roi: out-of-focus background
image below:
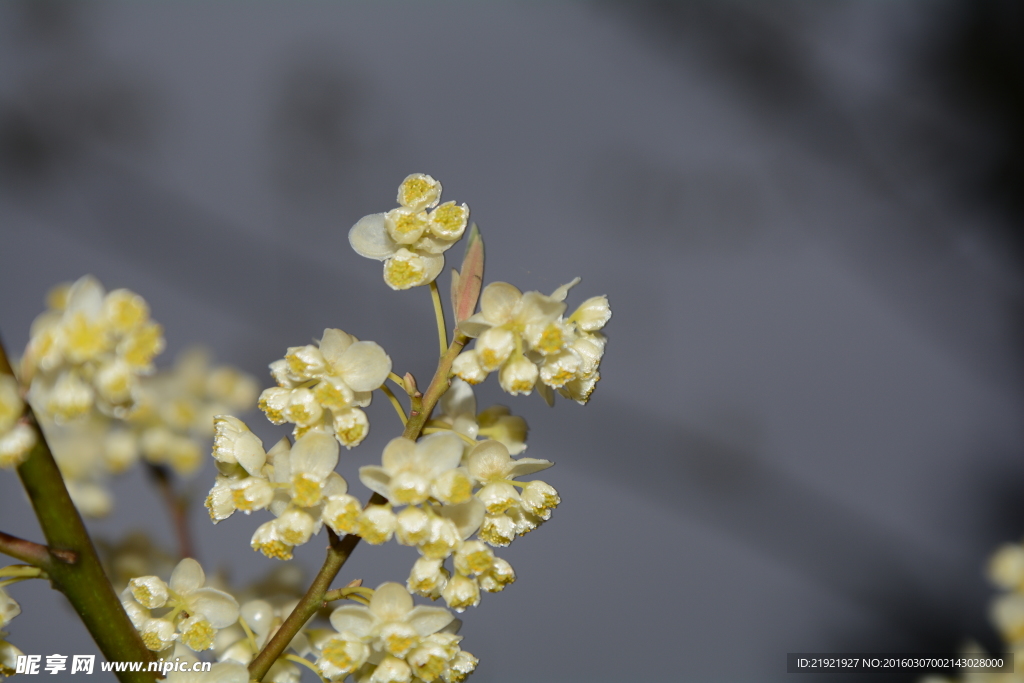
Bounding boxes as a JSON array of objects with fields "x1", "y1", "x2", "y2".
[{"x1": 2, "y1": 2, "x2": 1023, "y2": 681}]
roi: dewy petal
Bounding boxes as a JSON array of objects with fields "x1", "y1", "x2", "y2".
[
  {"x1": 336, "y1": 341, "x2": 392, "y2": 392},
  {"x1": 369, "y1": 583, "x2": 414, "y2": 622},
  {"x1": 478, "y1": 283, "x2": 522, "y2": 325},
  {"x1": 289, "y1": 431, "x2": 340, "y2": 481},
  {"x1": 188, "y1": 587, "x2": 240, "y2": 629},
  {"x1": 414, "y1": 433, "x2": 464, "y2": 478},
  {"x1": 358, "y1": 465, "x2": 392, "y2": 499},
  {"x1": 350, "y1": 213, "x2": 398, "y2": 261},
  {"x1": 507, "y1": 457, "x2": 554, "y2": 478},
  {"x1": 439, "y1": 378, "x2": 476, "y2": 419},
  {"x1": 169, "y1": 557, "x2": 206, "y2": 595},
  {"x1": 329, "y1": 605, "x2": 375, "y2": 638},
  {"x1": 406, "y1": 606, "x2": 455, "y2": 637},
  {"x1": 381, "y1": 437, "x2": 416, "y2": 472}
]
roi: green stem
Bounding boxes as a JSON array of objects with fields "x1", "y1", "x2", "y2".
[
  {"x1": 0, "y1": 337, "x2": 157, "y2": 682},
  {"x1": 248, "y1": 330, "x2": 469, "y2": 681}
]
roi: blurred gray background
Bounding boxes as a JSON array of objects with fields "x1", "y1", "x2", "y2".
[{"x1": 2, "y1": 2, "x2": 1023, "y2": 682}]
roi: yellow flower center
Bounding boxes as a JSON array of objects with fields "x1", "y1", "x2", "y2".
[
  {"x1": 385, "y1": 257, "x2": 426, "y2": 290},
  {"x1": 321, "y1": 639, "x2": 359, "y2": 675},
  {"x1": 429, "y1": 203, "x2": 467, "y2": 238},
  {"x1": 179, "y1": 618, "x2": 215, "y2": 651},
  {"x1": 291, "y1": 473, "x2": 322, "y2": 508},
  {"x1": 253, "y1": 538, "x2": 293, "y2": 560},
  {"x1": 536, "y1": 324, "x2": 563, "y2": 355},
  {"x1": 399, "y1": 177, "x2": 435, "y2": 207}
]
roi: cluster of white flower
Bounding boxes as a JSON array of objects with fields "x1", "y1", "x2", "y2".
[
  {"x1": 312, "y1": 583, "x2": 477, "y2": 683},
  {"x1": 0, "y1": 588, "x2": 23, "y2": 681},
  {"x1": 258, "y1": 329, "x2": 392, "y2": 449},
  {"x1": 121, "y1": 558, "x2": 240, "y2": 653},
  {"x1": 215, "y1": 598, "x2": 306, "y2": 683},
  {"x1": 335, "y1": 422, "x2": 556, "y2": 612},
  {"x1": 207, "y1": 420, "x2": 358, "y2": 561},
  {"x1": 349, "y1": 174, "x2": 470, "y2": 290},
  {"x1": 452, "y1": 280, "x2": 610, "y2": 403},
  {"x1": 0, "y1": 375, "x2": 35, "y2": 469},
  {"x1": 37, "y1": 348, "x2": 257, "y2": 517},
  {"x1": 21, "y1": 276, "x2": 165, "y2": 422}
]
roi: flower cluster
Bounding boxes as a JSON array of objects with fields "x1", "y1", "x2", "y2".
[
  {"x1": 21, "y1": 276, "x2": 165, "y2": 422},
  {"x1": 258, "y1": 328, "x2": 392, "y2": 449},
  {"x1": 0, "y1": 588, "x2": 23, "y2": 681},
  {"x1": 0, "y1": 375, "x2": 35, "y2": 469},
  {"x1": 453, "y1": 280, "x2": 610, "y2": 403},
  {"x1": 39, "y1": 348, "x2": 257, "y2": 517},
  {"x1": 207, "y1": 420, "x2": 356, "y2": 561},
  {"x1": 342, "y1": 429, "x2": 557, "y2": 612},
  {"x1": 349, "y1": 174, "x2": 470, "y2": 290},
  {"x1": 121, "y1": 558, "x2": 240, "y2": 653},
  {"x1": 312, "y1": 583, "x2": 476, "y2": 683}
]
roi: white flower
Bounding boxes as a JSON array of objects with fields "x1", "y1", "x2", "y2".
[
  {"x1": 359, "y1": 434, "x2": 471, "y2": 507},
  {"x1": 465, "y1": 440, "x2": 555, "y2": 547},
  {"x1": 259, "y1": 329, "x2": 391, "y2": 448},
  {"x1": 246, "y1": 432, "x2": 351, "y2": 560},
  {"x1": 315, "y1": 583, "x2": 456, "y2": 681},
  {"x1": 23, "y1": 276, "x2": 165, "y2": 421},
  {"x1": 122, "y1": 558, "x2": 240, "y2": 652},
  {"x1": 349, "y1": 175, "x2": 469, "y2": 290},
  {"x1": 454, "y1": 279, "x2": 610, "y2": 403}
]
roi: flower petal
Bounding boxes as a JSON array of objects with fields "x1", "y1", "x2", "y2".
[
  {"x1": 169, "y1": 557, "x2": 205, "y2": 595},
  {"x1": 329, "y1": 605, "x2": 375, "y2": 637},
  {"x1": 438, "y1": 499, "x2": 485, "y2": 540},
  {"x1": 349, "y1": 213, "x2": 397, "y2": 261},
  {"x1": 358, "y1": 465, "x2": 392, "y2": 499},
  {"x1": 289, "y1": 431, "x2": 339, "y2": 481},
  {"x1": 406, "y1": 606, "x2": 455, "y2": 637},
  {"x1": 507, "y1": 457, "x2": 553, "y2": 478},
  {"x1": 319, "y1": 328, "x2": 357, "y2": 366},
  {"x1": 336, "y1": 341, "x2": 392, "y2": 392},
  {"x1": 479, "y1": 282, "x2": 521, "y2": 325},
  {"x1": 440, "y1": 378, "x2": 476, "y2": 419},
  {"x1": 381, "y1": 437, "x2": 416, "y2": 472},
  {"x1": 415, "y1": 433, "x2": 464, "y2": 478},
  {"x1": 369, "y1": 582, "x2": 414, "y2": 621},
  {"x1": 189, "y1": 587, "x2": 240, "y2": 628},
  {"x1": 467, "y1": 440, "x2": 512, "y2": 482}
]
